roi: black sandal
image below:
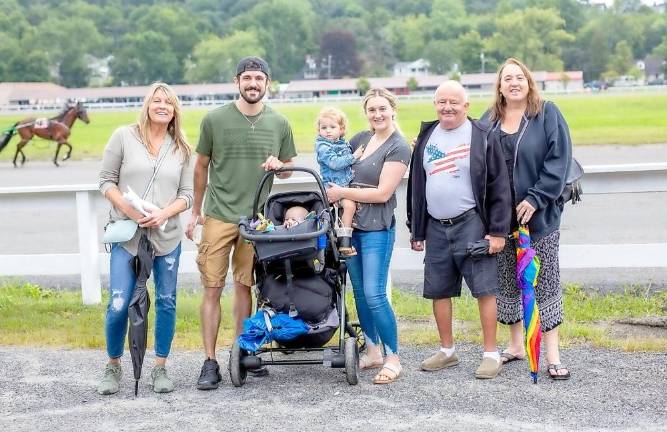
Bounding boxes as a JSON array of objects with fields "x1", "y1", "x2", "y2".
[
  {"x1": 547, "y1": 363, "x2": 571, "y2": 380},
  {"x1": 500, "y1": 352, "x2": 525, "y2": 365}
]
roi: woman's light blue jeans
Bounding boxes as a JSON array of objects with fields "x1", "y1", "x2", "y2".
[
  {"x1": 105, "y1": 242, "x2": 181, "y2": 359},
  {"x1": 346, "y1": 227, "x2": 398, "y2": 355}
]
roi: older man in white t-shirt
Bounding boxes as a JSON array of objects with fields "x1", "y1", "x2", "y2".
[{"x1": 407, "y1": 81, "x2": 511, "y2": 379}]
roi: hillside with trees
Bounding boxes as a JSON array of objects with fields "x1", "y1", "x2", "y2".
[{"x1": 0, "y1": 0, "x2": 665, "y2": 86}]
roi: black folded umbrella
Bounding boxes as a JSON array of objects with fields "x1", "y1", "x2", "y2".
[
  {"x1": 466, "y1": 238, "x2": 490, "y2": 258},
  {"x1": 127, "y1": 230, "x2": 154, "y2": 396}
]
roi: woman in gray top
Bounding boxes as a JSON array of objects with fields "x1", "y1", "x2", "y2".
[
  {"x1": 97, "y1": 82, "x2": 194, "y2": 395},
  {"x1": 327, "y1": 88, "x2": 411, "y2": 384}
]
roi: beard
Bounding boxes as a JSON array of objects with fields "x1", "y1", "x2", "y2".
[{"x1": 239, "y1": 85, "x2": 266, "y2": 104}]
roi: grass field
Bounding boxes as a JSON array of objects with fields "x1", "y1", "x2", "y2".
[
  {"x1": 1, "y1": 92, "x2": 666, "y2": 162},
  {"x1": 1, "y1": 282, "x2": 665, "y2": 352}
]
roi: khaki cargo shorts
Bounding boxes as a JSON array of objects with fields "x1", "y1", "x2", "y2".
[{"x1": 196, "y1": 216, "x2": 255, "y2": 288}]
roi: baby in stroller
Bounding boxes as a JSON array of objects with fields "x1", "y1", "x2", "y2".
[
  {"x1": 279, "y1": 205, "x2": 325, "y2": 271},
  {"x1": 282, "y1": 205, "x2": 309, "y2": 229}
]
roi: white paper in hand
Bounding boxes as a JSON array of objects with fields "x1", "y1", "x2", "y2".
[{"x1": 123, "y1": 186, "x2": 167, "y2": 231}]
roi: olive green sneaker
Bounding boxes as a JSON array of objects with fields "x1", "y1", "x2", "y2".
[
  {"x1": 151, "y1": 366, "x2": 175, "y2": 393},
  {"x1": 97, "y1": 363, "x2": 122, "y2": 395},
  {"x1": 420, "y1": 351, "x2": 460, "y2": 371}
]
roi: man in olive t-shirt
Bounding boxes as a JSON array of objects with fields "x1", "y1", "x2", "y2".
[{"x1": 186, "y1": 57, "x2": 297, "y2": 390}]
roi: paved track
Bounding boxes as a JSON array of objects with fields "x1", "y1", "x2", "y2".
[
  {"x1": 1, "y1": 145, "x2": 667, "y2": 290},
  {"x1": 3, "y1": 143, "x2": 667, "y2": 185}
]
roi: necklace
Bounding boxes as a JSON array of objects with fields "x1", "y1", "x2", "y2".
[{"x1": 240, "y1": 107, "x2": 265, "y2": 132}]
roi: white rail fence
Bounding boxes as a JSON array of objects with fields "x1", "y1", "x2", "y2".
[{"x1": 1, "y1": 163, "x2": 666, "y2": 305}]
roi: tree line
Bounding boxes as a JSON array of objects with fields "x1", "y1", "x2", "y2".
[{"x1": 1, "y1": 0, "x2": 665, "y2": 87}]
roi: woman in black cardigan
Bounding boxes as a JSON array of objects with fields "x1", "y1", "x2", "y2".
[{"x1": 482, "y1": 58, "x2": 572, "y2": 380}]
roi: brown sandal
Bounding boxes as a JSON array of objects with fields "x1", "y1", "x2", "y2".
[
  {"x1": 358, "y1": 354, "x2": 383, "y2": 370},
  {"x1": 339, "y1": 246, "x2": 357, "y2": 256},
  {"x1": 373, "y1": 363, "x2": 402, "y2": 384}
]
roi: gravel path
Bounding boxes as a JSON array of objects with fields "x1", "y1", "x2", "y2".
[{"x1": 1, "y1": 345, "x2": 665, "y2": 431}]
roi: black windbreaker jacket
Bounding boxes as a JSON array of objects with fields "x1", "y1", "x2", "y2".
[
  {"x1": 480, "y1": 101, "x2": 573, "y2": 240},
  {"x1": 407, "y1": 117, "x2": 511, "y2": 242}
]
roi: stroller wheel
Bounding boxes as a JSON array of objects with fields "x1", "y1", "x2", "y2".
[
  {"x1": 229, "y1": 340, "x2": 247, "y2": 387},
  {"x1": 344, "y1": 337, "x2": 359, "y2": 385},
  {"x1": 347, "y1": 321, "x2": 366, "y2": 353}
]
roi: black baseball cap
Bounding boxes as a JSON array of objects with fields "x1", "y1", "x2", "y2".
[{"x1": 236, "y1": 56, "x2": 270, "y2": 79}]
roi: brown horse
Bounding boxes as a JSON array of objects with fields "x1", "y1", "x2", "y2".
[{"x1": 1, "y1": 102, "x2": 90, "y2": 167}]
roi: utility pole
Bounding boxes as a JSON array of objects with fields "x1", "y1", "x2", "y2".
[
  {"x1": 327, "y1": 54, "x2": 332, "y2": 79},
  {"x1": 480, "y1": 52, "x2": 486, "y2": 74}
]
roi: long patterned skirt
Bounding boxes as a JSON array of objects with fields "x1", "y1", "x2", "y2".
[{"x1": 496, "y1": 229, "x2": 563, "y2": 332}]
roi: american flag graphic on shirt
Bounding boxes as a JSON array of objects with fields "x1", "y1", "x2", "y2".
[{"x1": 425, "y1": 142, "x2": 471, "y2": 177}]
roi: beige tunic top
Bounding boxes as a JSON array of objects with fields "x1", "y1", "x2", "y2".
[{"x1": 99, "y1": 125, "x2": 194, "y2": 256}]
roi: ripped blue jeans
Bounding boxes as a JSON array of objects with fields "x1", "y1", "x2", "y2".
[
  {"x1": 346, "y1": 228, "x2": 398, "y2": 355},
  {"x1": 105, "y1": 242, "x2": 181, "y2": 359}
]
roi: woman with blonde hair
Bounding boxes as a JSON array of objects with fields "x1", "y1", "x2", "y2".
[
  {"x1": 97, "y1": 82, "x2": 194, "y2": 394},
  {"x1": 326, "y1": 88, "x2": 411, "y2": 384},
  {"x1": 481, "y1": 58, "x2": 573, "y2": 380}
]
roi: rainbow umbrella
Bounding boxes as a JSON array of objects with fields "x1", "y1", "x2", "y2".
[{"x1": 515, "y1": 225, "x2": 542, "y2": 383}]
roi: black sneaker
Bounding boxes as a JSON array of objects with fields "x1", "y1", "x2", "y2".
[
  {"x1": 247, "y1": 366, "x2": 269, "y2": 377},
  {"x1": 197, "y1": 358, "x2": 222, "y2": 390}
]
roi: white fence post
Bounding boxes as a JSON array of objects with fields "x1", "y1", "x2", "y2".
[{"x1": 75, "y1": 190, "x2": 102, "y2": 305}]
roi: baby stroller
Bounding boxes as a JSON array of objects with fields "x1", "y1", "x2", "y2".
[{"x1": 232, "y1": 167, "x2": 360, "y2": 386}]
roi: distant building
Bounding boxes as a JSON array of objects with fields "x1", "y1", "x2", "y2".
[
  {"x1": 458, "y1": 73, "x2": 496, "y2": 92},
  {"x1": 68, "y1": 83, "x2": 238, "y2": 104},
  {"x1": 0, "y1": 82, "x2": 238, "y2": 108},
  {"x1": 541, "y1": 71, "x2": 584, "y2": 92},
  {"x1": 612, "y1": 75, "x2": 645, "y2": 87},
  {"x1": 284, "y1": 71, "x2": 583, "y2": 98},
  {"x1": 393, "y1": 59, "x2": 430, "y2": 77},
  {"x1": 0, "y1": 82, "x2": 69, "y2": 106},
  {"x1": 284, "y1": 78, "x2": 359, "y2": 98},
  {"x1": 636, "y1": 59, "x2": 646, "y2": 72},
  {"x1": 579, "y1": 0, "x2": 608, "y2": 10},
  {"x1": 644, "y1": 56, "x2": 665, "y2": 81},
  {"x1": 0, "y1": 70, "x2": 584, "y2": 109},
  {"x1": 648, "y1": 2, "x2": 667, "y2": 12},
  {"x1": 283, "y1": 75, "x2": 433, "y2": 98},
  {"x1": 303, "y1": 55, "x2": 318, "y2": 80},
  {"x1": 86, "y1": 55, "x2": 113, "y2": 87},
  {"x1": 284, "y1": 76, "x2": 443, "y2": 98}
]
